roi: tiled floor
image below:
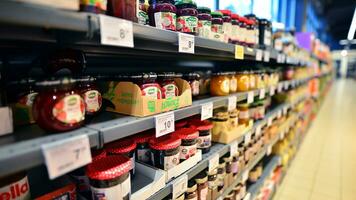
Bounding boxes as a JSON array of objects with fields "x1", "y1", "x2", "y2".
[{"x1": 273, "y1": 79, "x2": 356, "y2": 200}]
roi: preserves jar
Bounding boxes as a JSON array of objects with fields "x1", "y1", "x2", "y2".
[
  {"x1": 259, "y1": 19, "x2": 272, "y2": 48},
  {"x1": 245, "y1": 19, "x2": 255, "y2": 47},
  {"x1": 174, "y1": 127, "x2": 199, "y2": 161},
  {"x1": 0, "y1": 172, "x2": 30, "y2": 200},
  {"x1": 245, "y1": 14, "x2": 259, "y2": 46},
  {"x1": 197, "y1": 7, "x2": 212, "y2": 38},
  {"x1": 239, "y1": 17, "x2": 248, "y2": 46},
  {"x1": 183, "y1": 72, "x2": 200, "y2": 97},
  {"x1": 133, "y1": 131, "x2": 154, "y2": 164},
  {"x1": 210, "y1": 72, "x2": 230, "y2": 96},
  {"x1": 175, "y1": 0, "x2": 198, "y2": 34},
  {"x1": 248, "y1": 167, "x2": 259, "y2": 183},
  {"x1": 208, "y1": 169, "x2": 218, "y2": 188},
  {"x1": 130, "y1": 73, "x2": 162, "y2": 99},
  {"x1": 211, "y1": 110, "x2": 229, "y2": 138},
  {"x1": 211, "y1": 11, "x2": 223, "y2": 34},
  {"x1": 176, "y1": 120, "x2": 188, "y2": 129},
  {"x1": 86, "y1": 155, "x2": 132, "y2": 200},
  {"x1": 149, "y1": 134, "x2": 181, "y2": 170},
  {"x1": 237, "y1": 103, "x2": 249, "y2": 126},
  {"x1": 231, "y1": 154, "x2": 239, "y2": 176},
  {"x1": 224, "y1": 156, "x2": 232, "y2": 176},
  {"x1": 185, "y1": 180, "x2": 198, "y2": 200},
  {"x1": 229, "y1": 72, "x2": 237, "y2": 93},
  {"x1": 197, "y1": 71, "x2": 211, "y2": 95},
  {"x1": 138, "y1": 0, "x2": 149, "y2": 25},
  {"x1": 80, "y1": 0, "x2": 106, "y2": 13},
  {"x1": 219, "y1": 10, "x2": 232, "y2": 43},
  {"x1": 249, "y1": 70, "x2": 257, "y2": 90},
  {"x1": 235, "y1": 71, "x2": 250, "y2": 92},
  {"x1": 43, "y1": 49, "x2": 86, "y2": 75},
  {"x1": 158, "y1": 72, "x2": 180, "y2": 98},
  {"x1": 217, "y1": 160, "x2": 226, "y2": 191},
  {"x1": 105, "y1": 138, "x2": 137, "y2": 176},
  {"x1": 195, "y1": 171, "x2": 208, "y2": 200},
  {"x1": 70, "y1": 167, "x2": 91, "y2": 194},
  {"x1": 190, "y1": 119, "x2": 213, "y2": 153},
  {"x1": 107, "y1": 0, "x2": 138, "y2": 22},
  {"x1": 33, "y1": 78, "x2": 85, "y2": 132},
  {"x1": 78, "y1": 77, "x2": 102, "y2": 116},
  {"x1": 231, "y1": 14, "x2": 241, "y2": 44},
  {"x1": 148, "y1": 0, "x2": 177, "y2": 31}
]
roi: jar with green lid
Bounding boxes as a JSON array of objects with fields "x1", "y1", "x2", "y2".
[
  {"x1": 211, "y1": 11, "x2": 224, "y2": 41},
  {"x1": 237, "y1": 103, "x2": 249, "y2": 126},
  {"x1": 197, "y1": 7, "x2": 212, "y2": 38},
  {"x1": 185, "y1": 180, "x2": 198, "y2": 199},
  {"x1": 175, "y1": 0, "x2": 198, "y2": 34},
  {"x1": 195, "y1": 171, "x2": 208, "y2": 200}
]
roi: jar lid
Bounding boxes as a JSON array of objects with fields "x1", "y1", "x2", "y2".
[
  {"x1": 174, "y1": 127, "x2": 199, "y2": 140},
  {"x1": 91, "y1": 149, "x2": 106, "y2": 161},
  {"x1": 149, "y1": 135, "x2": 181, "y2": 150},
  {"x1": 175, "y1": 0, "x2": 197, "y2": 7},
  {"x1": 86, "y1": 155, "x2": 131, "y2": 180},
  {"x1": 231, "y1": 14, "x2": 240, "y2": 20},
  {"x1": 211, "y1": 11, "x2": 223, "y2": 18},
  {"x1": 187, "y1": 180, "x2": 197, "y2": 192},
  {"x1": 189, "y1": 119, "x2": 213, "y2": 131},
  {"x1": 134, "y1": 131, "x2": 154, "y2": 144},
  {"x1": 105, "y1": 138, "x2": 137, "y2": 154},
  {"x1": 244, "y1": 14, "x2": 257, "y2": 20},
  {"x1": 197, "y1": 6, "x2": 211, "y2": 14},
  {"x1": 218, "y1": 10, "x2": 231, "y2": 16}
]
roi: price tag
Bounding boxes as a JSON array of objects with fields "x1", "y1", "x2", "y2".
[
  {"x1": 277, "y1": 83, "x2": 283, "y2": 93},
  {"x1": 178, "y1": 33, "x2": 195, "y2": 54},
  {"x1": 99, "y1": 15, "x2": 134, "y2": 48},
  {"x1": 279, "y1": 131, "x2": 285, "y2": 140},
  {"x1": 247, "y1": 91, "x2": 254, "y2": 104},
  {"x1": 282, "y1": 54, "x2": 286, "y2": 63},
  {"x1": 201, "y1": 102, "x2": 213, "y2": 120},
  {"x1": 256, "y1": 49, "x2": 263, "y2": 61},
  {"x1": 282, "y1": 106, "x2": 288, "y2": 115},
  {"x1": 263, "y1": 51, "x2": 270, "y2": 62},
  {"x1": 243, "y1": 193, "x2": 251, "y2": 200},
  {"x1": 228, "y1": 96, "x2": 237, "y2": 111},
  {"x1": 244, "y1": 131, "x2": 252, "y2": 145},
  {"x1": 42, "y1": 135, "x2": 92, "y2": 179},
  {"x1": 267, "y1": 116, "x2": 273, "y2": 126},
  {"x1": 255, "y1": 125, "x2": 262, "y2": 136},
  {"x1": 155, "y1": 112, "x2": 175, "y2": 137},
  {"x1": 209, "y1": 154, "x2": 219, "y2": 172},
  {"x1": 278, "y1": 157, "x2": 282, "y2": 165},
  {"x1": 235, "y1": 45, "x2": 245, "y2": 60},
  {"x1": 277, "y1": 110, "x2": 282, "y2": 118},
  {"x1": 259, "y1": 88, "x2": 265, "y2": 99},
  {"x1": 230, "y1": 140, "x2": 238, "y2": 155},
  {"x1": 267, "y1": 145, "x2": 272, "y2": 155},
  {"x1": 172, "y1": 174, "x2": 188, "y2": 199},
  {"x1": 284, "y1": 82, "x2": 289, "y2": 90},
  {"x1": 270, "y1": 86, "x2": 276, "y2": 96},
  {"x1": 242, "y1": 170, "x2": 249, "y2": 182}
]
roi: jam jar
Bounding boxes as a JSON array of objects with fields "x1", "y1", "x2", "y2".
[
  {"x1": 219, "y1": 10, "x2": 232, "y2": 43},
  {"x1": 0, "y1": 172, "x2": 31, "y2": 200},
  {"x1": 86, "y1": 155, "x2": 132, "y2": 200},
  {"x1": 211, "y1": 11, "x2": 223, "y2": 41},
  {"x1": 43, "y1": 49, "x2": 86, "y2": 75},
  {"x1": 183, "y1": 72, "x2": 200, "y2": 97},
  {"x1": 235, "y1": 71, "x2": 250, "y2": 92},
  {"x1": 239, "y1": 17, "x2": 248, "y2": 46},
  {"x1": 217, "y1": 159, "x2": 226, "y2": 191},
  {"x1": 158, "y1": 72, "x2": 180, "y2": 98},
  {"x1": 78, "y1": 77, "x2": 102, "y2": 116},
  {"x1": 148, "y1": 0, "x2": 177, "y2": 31},
  {"x1": 149, "y1": 134, "x2": 181, "y2": 170},
  {"x1": 231, "y1": 14, "x2": 241, "y2": 44},
  {"x1": 80, "y1": 0, "x2": 106, "y2": 13},
  {"x1": 105, "y1": 138, "x2": 137, "y2": 176},
  {"x1": 237, "y1": 103, "x2": 249, "y2": 126},
  {"x1": 229, "y1": 109, "x2": 239, "y2": 129},
  {"x1": 245, "y1": 19, "x2": 255, "y2": 47},
  {"x1": 210, "y1": 72, "x2": 230, "y2": 96},
  {"x1": 185, "y1": 180, "x2": 198, "y2": 200},
  {"x1": 174, "y1": 127, "x2": 199, "y2": 161},
  {"x1": 190, "y1": 119, "x2": 213, "y2": 153},
  {"x1": 133, "y1": 131, "x2": 154, "y2": 164},
  {"x1": 175, "y1": 0, "x2": 198, "y2": 34},
  {"x1": 107, "y1": 0, "x2": 138, "y2": 22},
  {"x1": 33, "y1": 78, "x2": 85, "y2": 132},
  {"x1": 229, "y1": 72, "x2": 238, "y2": 93},
  {"x1": 130, "y1": 73, "x2": 162, "y2": 99},
  {"x1": 197, "y1": 7, "x2": 212, "y2": 38},
  {"x1": 195, "y1": 171, "x2": 208, "y2": 200}
]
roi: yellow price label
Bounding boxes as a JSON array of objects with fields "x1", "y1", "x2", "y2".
[{"x1": 235, "y1": 45, "x2": 244, "y2": 60}]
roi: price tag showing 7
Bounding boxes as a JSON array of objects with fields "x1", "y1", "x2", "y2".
[
  {"x1": 172, "y1": 174, "x2": 188, "y2": 199},
  {"x1": 155, "y1": 112, "x2": 175, "y2": 137},
  {"x1": 178, "y1": 33, "x2": 195, "y2": 54},
  {"x1": 201, "y1": 102, "x2": 213, "y2": 120},
  {"x1": 42, "y1": 135, "x2": 92, "y2": 180}
]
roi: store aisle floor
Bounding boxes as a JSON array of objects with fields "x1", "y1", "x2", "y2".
[{"x1": 273, "y1": 79, "x2": 356, "y2": 200}]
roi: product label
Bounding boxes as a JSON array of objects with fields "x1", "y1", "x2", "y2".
[
  {"x1": 52, "y1": 94, "x2": 85, "y2": 124},
  {"x1": 0, "y1": 176, "x2": 30, "y2": 200},
  {"x1": 230, "y1": 78, "x2": 237, "y2": 91},
  {"x1": 197, "y1": 20, "x2": 211, "y2": 38},
  {"x1": 142, "y1": 86, "x2": 160, "y2": 99},
  {"x1": 264, "y1": 31, "x2": 271, "y2": 46},
  {"x1": 164, "y1": 152, "x2": 180, "y2": 170},
  {"x1": 154, "y1": 12, "x2": 176, "y2": 30},
  {"x1": 91, "y1": 175, "x2": 130, "y2": 200},
  {"x1": 84, "y1": 90, "x2": 102, "y2": 113},
  {"x1": 163, "y1": 84, "x2": 178, "y2": 98},
  {"x1": 239, "y1": 110, "x2": 249, "y2": 119},
  {"x1": 197, "y1": 134, "x2": 211, "y2": 149},
  {"x1": 246, "y1": 29, "x2": 255, "y2": 44},
  {"x1": 191, "y1": 80, "x2": 200, "y2": 96},
  {"x1": 222, "y1": 22, "x2": 232, "y2": 43},
  {"x1": 137, "y1": 148, "x2": 151, "y2": 163},
  {"x1": 177, "y1": 16, "x2": 198, "y2": 33},
  {"x1": 71, "y1": 175, "x2": 90, "y2": 192},
  {"x1": 138, "y1": 10, "x2": 148, "y2": 25},
  {"x1": 179, "y1": 144, "x2": 197, "y2": 160},
  {"x1": 211, "y1": 24, "x2": 223, "y2": 34}
]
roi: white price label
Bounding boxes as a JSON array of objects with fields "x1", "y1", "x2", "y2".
[
  {"x1": 228, "y1": 96, "x2": 237, "y2": 111},
  {"x1": 244, "y1": 132, "x2": 252, "y2": 145},
  {"x1": 263, "y1": 51, "x2": 270, "y2": 62},
  {"x1": 155, "y1": 112, "x2": 175, "y2": 137},
  {"x1": 209, "y1": 154, "x2": 219, "y2": 172},
  {"x1": 256, "y1": 49, "x2": 263, "y2": 61},
  {"x1": 255, "y1": 125, "x2": 262, "y2": 136},
  {"x1": 279, "y1": 131, "x2": 285, "y2": 140},
  {"x1": 267, "y1": 145, "x2": 272, "y2": 155},
  {"x1": 230, "y1": 140, "x2": 238, "y2": 155},
  {"x1": 99, "y1": 15, "x2": 134, "y2": 48},
  {"x1": 278, "y1": 157, "x2": 282, "y2": 165},
  {"x1": 247, "y1": 91, "x2": 254, "y2": 104},
  {"x1": 242, "y1": 170, "x2": 249, "y2": 182},
  {"x1": 178, "y1": 33, "x2": 195, "y2": 54},
  {"x1": 267, "y1": 116, "x2": 273, "y2": 126},
  {"x1": 270, "y1": 86, "x2": 276, "y2": 96},
  {"x1": 277, "y1": 83, "x2": 283, "y2": 93},
  {"x1": 259, "y1": 88, "x2": 265, "y2": 99},
  {"x1": 243, "y1": 193, "x2": 251, "y2": 200},
  {"x1": 283, "y1": 106, "x2": 288, "y2": 115},
  {"x1": 42, "y1": 135, "x2": 92, "y2": 180},
  {"x1": 284, "y1": 82, "x2": 289, "y2": 90},
  {"x1": 277, "y1": 53, "x2": 283, "y2": 63},
  {"x1": 172, "y1": 174, "x2": 188, "y2": 199},
  {"x1": 201, "y1": 102, "x2": 213, "y2": 120},
  {"x1": 277, "y1": 110, "x2": 282, "y2": 118}
]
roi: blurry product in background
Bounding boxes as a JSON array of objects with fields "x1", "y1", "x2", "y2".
[
  {"x1": 210, "y1": 72, "x2": 230, "y2": 96},
  {"x1": 211, "y1": 11, "x2": 224, "y2": 41},
  {"x1": 35, "y1": 184, "x2": 76, "y2": 200},
  {"x1": 219, "y1": 10, "x2": 232, "y2": 43},
  {"x1": 185, "y1": 180, "x2": 198, "y2": 199},
  {"x1": 134, "y1": 131, "x2": 154, "y2": 164},
  {"x1": 138, "y1": 0, "x2": 149, "y2": 25},
  {"x1": 197, "y1": 7, "x2": 212, "y2": 38},
  {"x1": 43, "y1": 49, "x2": 86, "y2": 76},
  {"x1": 259, "y1": 19, "x2": 272, "y2": 48},
  {"x1": 107, "y1": 0, "x2": 138, "y2": 22},
  {"x1": 148, "y1": 0, "x2": 177, "y2": 30},
  {"x1": 80, "y1": 0, "x2": 107, "y2": 13},
  {"x1": 78, "y1": 77, "x2": 102, "y2": 116},
  {"x1": 158, "y1": 72, "x2": 180, "y2": 98},
  {"x1": 184, "y1": 72, "x2": 200, "y2": 97}
]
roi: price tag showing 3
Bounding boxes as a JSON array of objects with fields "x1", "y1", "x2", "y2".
[
  {"x1": 155, "y1": 112, "x2": 175, "y2": 137},
  {"x1": 178, "y1": 33, "x2": 195, "y2": 54},
  {"x1": 172, "y1": 174, "x2": 188, "y2": 199},
  {"x1": 201, "y1": 102, "x2": 213, "y2": 120},
  {"x1": 99, "y1": 15, "x2": 134, "y2": 48},
  {"x1": 42, "y1": 135, "x2": 92, "y2": 180}
]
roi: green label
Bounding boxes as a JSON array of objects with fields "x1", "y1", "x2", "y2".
[
  {"x1": 147, "y1": 101, "x2": 156, "y2": 112},
  {"x1": 161, "y1": 98, "x2": 179, "y2": 110}
]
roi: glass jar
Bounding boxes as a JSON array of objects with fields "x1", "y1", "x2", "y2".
[
  {"x1": 235, "y1": 71, "x2": 250, "y2": 92},
  {"x1": 248, "y1": 167, "x2": 259, "y2": 183},
  {"x1": 174, "y1": 127, "x2": 199, "y2": 161},
  {"x1": 130, "y1": 73, "x2": 163, "y2": 99},
  {"x1": 183, "y1": 72, "x2": 200, "y2": 97},
  {"x1": 211, "y1": 11, "x2": 223, "y2": 34},
  {"x1": 185, "y1": 180, "x2": 198, "y2": 200},
  {"x1": 190, "y1": 119, "x2": 213, "y2": 153},
  {"x1": 239, "y1": 17, "x2": 248, "y2": 46},
  {"x1": 231, "y1": 14, "x2": 241, "y2": 44},
  {"x1": 254, "y1": 99, "x2": 265, "y2": 120},
  {"x1": 80, "y1": 0, "x2": 106, "y2": 13},
  {"x1": 197, "y1": 7, "x2": 212, "y2": 38},
  {"x1": 210, "y1": 72, "x2": 230, "y2": 96},
  {"x1": 231, "y1": 154, "x2": 239, "y2": 176},
  {"x1": 138, "y1": 0, "x2": 149, "y2": 25},
  {"x1": 255, "y1": 70, "x2": 263, "y2": 89},
  {"x1": 195, "y1": 172, "x2": 208, "y2": 200},
  {"x1": 148, "y1": 0, "x2": 177, "y2": 31},
  {"x1": 249, "y1": 70, "x2": 257, "y2": 90},
  {"x1": 158, "y1": 72, "x2": 180, "y2": 98},
  {"x1": 229, "y1": 109, "x2": 239, "y2": 129},
  {"x1": 0, "y1": 172, "x2": 30, "y2": 200},
  {"x1": 33, "y1": 78, "x2": 85, "y2": 132},
  {"x1": 259, "y1": 19, "x2": 272, "y2": 48},
  {"x1": 245, "y1": 14, "x2": 259, "y2": 46},
  {"x1": 233, "y1": 184, "x2": 241, "y2": 199},
  {"x1": 134, "y1": 131, "x2": 154, "y2": 164},
  {"x1": 224, "y1": 156, "x2": 232, "y2": 176},
  {"x1": 149, "y1": 134, "x2": 181, "y2": 170},
  {"x1": 78, "y1": 77, "x2": 102, "y2": 116},
  {"x1": 237, "y1": 103, "x2": 249, "y2": 126},
  {"x1": 217, "y1": 160, "x2": 226, "y2": 191},
  {"x1": 245, "y1": 19, "x2": 255, "y2": 47},
  {"x1": 107, "y1": 0, "x2": 138, "y2": 22},
  {"x1": 197, "y1": 71, "x2": 211, "y2": 96},
  {"x1": 86, "y1": 155, "x2": 132, "y2": 200},
  {"x1": 219, "y1": 10, "x2": 232, "y2": 43},
  {"x1": 211, "y1": 110, "x2": 229, "y2": 138},
  {"x1": 175, "y1": 0, "x2": 198, "y2": 34},
  {"x1": 229, "y1": 72, "x2": 237, "y2": 93}
]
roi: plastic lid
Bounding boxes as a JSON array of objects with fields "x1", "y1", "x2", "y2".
[
  {"x1": 86, "y1": 155, "x2": 131, "y2": 180},
  {"x1": 105, "y1": 138, "x2": 137, "y2": 154},
  {"x1": 133, "y1": 131, "x2": 154, "y2": 144},
  {"x1": 218, "y1": 10, "x2": 231, "y2": 16},
  {"x1": 197, "y1": 6, "x2": 211, "y2": 14},
  {"x1": 231, "y1": 14, "x2": 240, "y2": 20},
  {"x1": 149, "y1": 135, "x2": 181, "y2": 150},
  {"x1": 189, "y1": 119, "x2": 213, "y2": 131},
  {"x1": 92, "y1": 149, "x2": 106, "y2": 161},
  {"x1": 211, "y1": 11, "x2": 223, "y2": 18},
  {"x1": 174, "y1": 127, "x2": 199, "y2": 140}
]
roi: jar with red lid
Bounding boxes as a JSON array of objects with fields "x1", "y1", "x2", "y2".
[
  {"x1": 105, "y1": 138, "x2": 137, "y2": 176},
  {"x1": 149, "y1": 134, "x2": 181, "y2": 170},
  {"x1": 174, "y1": 127, "x2": 199, "y2": 161},
  {"x1": 133, "y1": 131, "x2": 154, "y2": 164},
  {"x1": 231, "y1": 14, "x2": 241, "y2": 44},
  {"x1": 175, "y1": 0, "x2": 198, "y2": 34},
  {"x1": 78, "y1": 77, "x2": 102, "y2": 116},
  {"x1": 148, "y1": 0, "x2": 177, "y2": 31},
  {"x1": 219, "y1": 10, "x2": 232, "y2": 43},
  {"x1": 245, "y1": 14, "x2": 259, "y2": 46},
  {"x1": 245, "y1": 19, "x2": 255, "y2": 47},
  {"x1": 33, "y1": 78, "x2": 85, "y2": 132},
  {"x1": 86, "y1": 155, "x2": 132, "y2": 200},
  {"x1": 80, "y1": 0, "x2": 106, "y2": 13},
  {"x1": 130, "y1": 73, "x2": 162, "y2": 99},
  {"x1": 175, "y1": 120, "x2": 188, "y2": 129},
  {"x1": 239, "y1": 17, "x2": 248, "y2": 46},
  {"x1": 158, "y1": 72, "x2": 180, "y2": 98},
  {"x1": 183, "y1": 72, "x2": 200, "y2": 97},
  {"x1": 197, "y1": 7, "x2": 212, "y2": 38},
  {"x1": 189, "y1": 119, "x2": 213, "y2": 153}
]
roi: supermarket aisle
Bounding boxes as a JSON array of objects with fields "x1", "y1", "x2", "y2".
[{"x1": 273, "y1": 79, "x2": 356, "y2": 200}]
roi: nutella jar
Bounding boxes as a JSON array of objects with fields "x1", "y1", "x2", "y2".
[
  {"x1": 0, "y1": 172, "x2": 30, "y2": 200},
  {"x1": 195, "y1": 171, "x2": 208, "y2": 200}
]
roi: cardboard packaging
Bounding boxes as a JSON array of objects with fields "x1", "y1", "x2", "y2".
[{"x1": 211, "y1": 120, "x2": 253, "y2": 144}]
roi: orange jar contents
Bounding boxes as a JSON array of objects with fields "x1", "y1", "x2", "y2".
[
  {"x1": 235, "y1": 71, "x2": 250, "y2": 92},
  {"x1": 210, "y1": 72, "x2": 230, "y2": 96},
  {"x1": 237, "y1": 103, "x2": 249, "y2": 126},
  {"x1": 249, "y1": 70, "x2": 257, "y2": 90},
  {"x1": 229, "y1": 72, "x2": 237, "y2": 93}
]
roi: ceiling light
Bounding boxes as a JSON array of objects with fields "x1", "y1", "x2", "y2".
[{"x1": 347, "y1": 7, "x2": 356, "y2": 40}]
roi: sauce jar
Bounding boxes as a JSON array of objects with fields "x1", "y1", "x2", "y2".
[
  {"x1": 185, "y1": 180, "x2": 198, "y2": 200},
  {"x1": 190, "y1": 119, "x2": 213, "y2": 154},
  {"x1": 184, "y1": 72, "x2": 200, "y2": 97},
  {"x1": 219, "y1": 10, "x2": 232, "y2": 43},
  {"x1": 158, "y1": 72, "x2": 180, "y2": 98},
  {"x1": 174, "y1": 127, "x2": 199, "y2": 161},
  {"x1": 237, "y1": 103, "x2": 249, "y2": 126},
  {"x1": 148, "y1": 0, "x2": 177, "y2": 31},
  {"x1": 175, "y1": 0, "x2": 198, "y2": 34},
  {"x1": 197, "y1": 7, "x2": 212, "y2": 38},
  {"x1": 149, "y1": 134, "x2": 181, "y2": 170},
  {"x1": 235, "y1": 71, "x2": 250, "y2": 92},
  {"x1": 130, "y1": 73, "x2": 162, "y2": 99},
  {"x1": 33, "y1": 78, "x2": 85, "y2": 132},
  {"x1": 211, "y1": 11, "x2": 224, "y2": 41},
  {"x1": 229, "y1": 72, "x2": 237, "y2": 93},
  {"x1": 105, "y1": 138, "x2": 137, "y2": 176},
  {"x1": 80, "y1": 0, "x2": 106, "y2": 13},
  {"x1": 195, "y1": 171, "x2": 208, "y2": 200},
  {"x1": 231, "y1": 14, "x2": 241, "y2": 44},
  {"x1": 86, "y1": 155, "x2": 132, "y2": 200},
  {"x1": 107, "y1": 0, "x2": 138, "y2": 22},
  {"x1": 133, "y1": 131, "x2": 154, "y2": 164},
  {"x1": 210, "y1": 72, "x2": 230, "y2": 96},
  {"x1": 78, "y1": 77, "x2": 102, "y2": 116}
]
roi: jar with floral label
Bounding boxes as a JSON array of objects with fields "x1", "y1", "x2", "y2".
[
  {"x1": 218, "y1": 10, "x2": 232, "y2": 43},
  {"x1": 133, "y1": 131, "x2": 154, "y2": 164},
  {"x1": 175, "y1": 0, "x2": 198, "y2": 34},
  {"x1": 78, "y1": 77, "x2": 102, "y2": 116},
  {"x1": 174, "y1": 127, "x2": 199, "y2": 161},
  {"x1": 158, "y1": 72, "x2": 180, "y2": 98},
  {"x1": 197, "y1": 7, "x2": 212, "y2": 38},
  {"x1": 210, "y1": 72, "x2": 230, "y2": 96},
  {"x1": 148, "y1": 0, "x2": 177, "y2": 31},
  {"x1": 149, "y1": 134, "x2": 181, "y2": 170}
]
